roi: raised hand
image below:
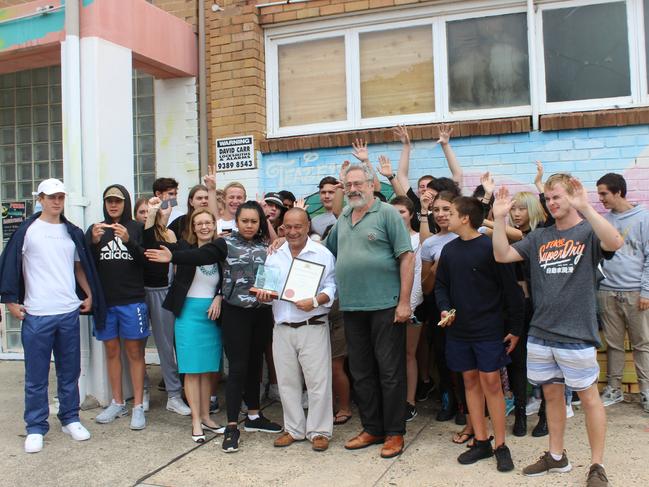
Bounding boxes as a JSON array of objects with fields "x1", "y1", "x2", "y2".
[
  {"x1": 144, "y1": 245, "x2": 172, "y2": 263},
  {"x1": 436, "y1": 124, "x2": 454, "y2": 146},
  {"x1": 294, "y1": 198, "x2": 308, "y2": 211},
  {"x1": 393, "y1": 125, "x2": 410, "y2": 145},
  {"x1": 480, "y1": 171, "x2": 495, "y2": 197},
  {"x1": 352, "y1": 139, "x2": 369, "y2": 163},
  {"x1": 420, "y1": 189, "x2": 435, "y2": 211},
  {"x1": 376, "y1": 155, "x2": 394, "y2": 178},
  {"x1": 534, "y1": 161, "x2": 544, "y2": 193},
  {"x1": 565, "y1": 177, "x2": 591, "y2": 212},
  {"x1": 493, "y1": 186, "x2": 514, "y2": 219},
  {"x1": 148, "y1": 196, "x2": 162, "y2": 209},
  {"x1": 339, "y1": 160, "x2": 351, "y2": 182}
]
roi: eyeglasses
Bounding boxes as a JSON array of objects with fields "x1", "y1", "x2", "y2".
[
  {"x1": 194, "y1": 221, "x2": 215, "y2": 228},
  {"x1": 344, "y1": 181, "x2": 368, "y2": 190}
]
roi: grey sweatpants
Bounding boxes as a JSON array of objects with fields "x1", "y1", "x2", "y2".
[{"x1": 145, "y1": 286, "x2": 182, "y2": 398}]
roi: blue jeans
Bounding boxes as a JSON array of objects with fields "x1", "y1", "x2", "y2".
[{"x1": 22, "y1": 310, "x2": 81, "y2": 435}]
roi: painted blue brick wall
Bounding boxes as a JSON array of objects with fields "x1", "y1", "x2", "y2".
[{"x1": 259, "y1": 126, "x2": 649, "y2": 205}]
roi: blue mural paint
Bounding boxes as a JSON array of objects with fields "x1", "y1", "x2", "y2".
[
  {"x1": 0, "y1": 4, "x2": 64, "y2": 51},
  {"x1": 259, "y1": 125, "x2": 649, "y2": 206}
]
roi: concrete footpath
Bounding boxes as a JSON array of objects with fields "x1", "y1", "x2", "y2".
[{"x1": 0, "y1": 360, "x2": 647, "y2": 487}]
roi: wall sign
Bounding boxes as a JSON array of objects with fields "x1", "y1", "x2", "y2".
[
  {"x1": 216, "y1": 135, "x2": 256, "y2": 171},
  {"x1": 2, "y1": 201, "x2": 26, "y2": 244}
]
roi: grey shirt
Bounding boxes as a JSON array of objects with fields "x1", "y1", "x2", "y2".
[
  {"x1": 311, "y1": 212, "x2": 337, "y2": 238},
  {"x1": 512, "y1": 220, "x2": 613, "y2": 346}
]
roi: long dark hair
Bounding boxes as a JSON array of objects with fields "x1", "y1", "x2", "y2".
[
  {"x1": 182, "y1": 184, "x2": 209, "y2": 241},
  {"x1": 235, "y1": 200, "x2": 271, "y2": 242}
]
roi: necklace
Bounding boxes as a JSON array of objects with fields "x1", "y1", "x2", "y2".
[{"x1": 198, "y1": 264, "x2": 218, "y2": 276}]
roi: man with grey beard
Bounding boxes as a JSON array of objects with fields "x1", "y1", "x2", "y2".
[{"x1": 325, "y1": 164, "x2": 414, "y2": 459}]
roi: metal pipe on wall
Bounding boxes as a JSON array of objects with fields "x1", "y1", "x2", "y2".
[{"x1": 198, "y1": 0, "x2": 209, "y2": 175}]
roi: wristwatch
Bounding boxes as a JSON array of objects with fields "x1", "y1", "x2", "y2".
[
  {"x1": 387, "y1": 174, "x2": 395, "y2": 181},
  {"x1": 419, "y1": 211, "x2": 429, "y2": 222},
  {"x1": 312, "y1": 296, "x2": 319, "y2": 308}
]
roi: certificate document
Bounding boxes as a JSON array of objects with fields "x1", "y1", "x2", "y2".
[{"x1": 280, "y1": 257, "x2": 325, "y2": 303}]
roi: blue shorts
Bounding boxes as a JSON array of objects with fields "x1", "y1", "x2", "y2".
[
  {"x1": 95, "y1": 303, "x2": 150, "y2": 341},
  {"x1": 446, "y1": 338, "x2": 511, "y2": 373},
  {"x1": 526, "y1": 336, "x2": 599, "y2": 391}
]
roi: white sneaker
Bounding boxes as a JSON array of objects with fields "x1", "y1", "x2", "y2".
[
  {"x1": 62, "y1": 422, "x2": 91, "y2": 441},
  {"x1": 166, "y1": 396, "x2": 191, "y2": 416},
  {"x1": 565, "y1": 404, "x2": 574, "y2": 419},
  {"x1": 526, "y1": 396, "x2": 542, "y2": 416},
  {"x1": 130, "y1": 405, "x2": 146, "y2": 430},
  {"x1": 268, "y1": 384, "x2": 281, "y2": 402},
  {"x1": 143, "y1": 389, "x2": 150, "y2": 412},
  {"x1": 600, "y1": 385, "x2": 623, "y2": 407},
  {"x1": 24, "y1": 434, "x2": 43, "y2": 453}
]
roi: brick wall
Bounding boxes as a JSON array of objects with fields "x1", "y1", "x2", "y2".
[{"x1": 150, "y1": 0, "x2": 198, "y2": 30}]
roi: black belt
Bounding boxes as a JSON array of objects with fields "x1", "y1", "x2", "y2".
[{"x1": 281, "y1": 314, "x2": 327, "y2": 328}]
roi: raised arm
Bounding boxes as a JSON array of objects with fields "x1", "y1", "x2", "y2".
[
  {"x1": 566, "y1": 178, "x2": 623, "y2": 252},
  {"x1": 437, "y1": 124, "x2": 462, "y2": 185},
  {"x1": 492, "y1": 187, "x2": 525, "y2": 263},
  {"x1": 377, "y1": 155, "x2": 407, "y2": 197},
  {"x1": 394, "y1": 125, "x2": 413, "y2": 193},
  {"x1": 332, "y1": 160, "x2": 349, "y2": 218},
  {"x1": 352, "y1": 139, "x2": 381, "y2": 192},
  {"x1": 203, "y1": 166, "x2": 222, "y2": 220},
  {"x1": 418, "y1": 190, "x2": 435, "y2": 241}
]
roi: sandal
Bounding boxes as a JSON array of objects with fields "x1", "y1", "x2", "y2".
[
  {"x1": 333, "y1": 412, "x2": 352, "y2": 425},
  {"x1": 452, "y1": 431, "x2": 474, "y2": 444}
]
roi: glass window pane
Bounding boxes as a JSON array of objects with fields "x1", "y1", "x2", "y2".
[
  {"x1": 2, "y1": 183, "x2": 16, "y2": 199},
  {"x1": 16, "y1": 127, "x2": 31, "y2": 144},
  {"x1": 50, "y1": 123, "x2": 62, "y2": 142},
  {"x1": 51, "y1": 161, "x2": 63, "y2": 179},
  {"x1": 34, "y1": 125, "x2": 49, "y2": 143},
  {"x1": 0, "y1": 127, "x2": 14, "y2": 145},
  {"x1": 279, "y1": 37, "x2": 347, "y2": 127},
  {"x1": 0, "y1": 89, "x2": 14, "y2": 106},
  {"x1": 32, "y1": 86, "x2": 48, "y2": 105},
  {"x1": 137, "y1": 136, "x2": 154, "y2": 154},
  {"x1": 50, "y1": 104, "x2": 61, "y2": 123},
  {"x1": 34, "y1": 143, "x2": 49, "y2": 161},
  {"x1": 17, "y1": 145, "x2": 31, "y2": 163},
  {"x1": 16, "y1": 88, "x2": 31, "y2": 106},
  {"x1": 0, "y1": 73, "x2": 15, "y2": 89},
  {"x1": 137, "y1": 96, "x2": 153, "y2": 115},
  {"x1": 19, "y1": 182, "x2": 33, "y2": 198},
  {"x1": 0, "y1": 146, "x2": 15, "y2": 164},
  {"x1": 360, "y1": 26, "x2": 434, "y2": 118},
  {"x1": 16, "y1": 70, "x2": 31, "y2": 87},
  {"x1": 50, "y1": 142, "x2": 62, "y2": 161},
  {"x1": 7, "y1": 331, "x2": 22, "y2": 350},
  {"x1": 139, "y1": 154, "x2": 155, "y2": 173},
  {"x1": 0, "y1": 108, "x2": 15, "y2": 126},
  {"x1": 34, "y1": 162, "x2": 49, "y2": 180},
  {"x1": 1, "y1": 163, "x2": 16, "y2": 181},
  {"x1": 32, "y1": 68, "x2": 48, "y2": 86},
  {"x1": 18, "y1": 163, "x2": 32, "y2": 181},
  {"x1": 17, "y1": 107, "x2": 31, "y2": 125},
  {"x1": 49, "y1": 85, "x2": 61, "y2": 104},
  {"x1": 137, "y1": 116, "x2": 154, "y2": 135},
  {"x1": 49, "y1": 65, "x2": 61, "y2": 84},
  {"x1": 31, "y1": 106, "x2": 47, "y2": 124},
  {"x1": 137, "y1": 77, "x2": 154, "y2": 96},
  {"x1": 447, "y1": 13, "x2": 529, "y2": 111},
  {"x1": 543, "y1": 2, "x2": 630, "y2": 103}
]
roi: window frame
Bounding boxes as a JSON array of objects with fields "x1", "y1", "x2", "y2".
[{"x1": 264, "y1": 0, "x2": 649, "y2": 138}]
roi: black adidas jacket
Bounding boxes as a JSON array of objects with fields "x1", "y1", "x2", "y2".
[{"x1": 85, "y1": 184, "x2": 145, "y2": 306}]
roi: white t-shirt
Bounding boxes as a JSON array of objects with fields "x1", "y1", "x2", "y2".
[
  {"x1": 22, "y1": 218, "x2": 82, "y2": 315},
  {"x1": 410, "y1": 232, "x2": 423, "y2": 312},
  {"x1": 187, "y1": 264, "x2": 220, "y2": 298},
  {"x1": 217, "y1": 219, "x2": 237, "y2": 234}
]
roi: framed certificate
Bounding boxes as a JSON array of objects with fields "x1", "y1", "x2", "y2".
[{"x1": 280, "y1": 257, "x2": 325, "y2": 303}]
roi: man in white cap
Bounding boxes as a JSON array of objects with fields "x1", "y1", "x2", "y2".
[{"x1": 0, "y1": 179, "x2": 106, "y2": 453}]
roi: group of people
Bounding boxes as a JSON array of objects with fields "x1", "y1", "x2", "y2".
[{"x1": 1, "y1": 125, "x2": 648, "y2": 487}]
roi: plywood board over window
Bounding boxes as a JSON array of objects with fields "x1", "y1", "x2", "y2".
[
  {"x1": 360, "y1": 26, "x2": 435, "y2": 118},
  {"x1": 278, "y1": 37, "x2": 347, "y2": 127}
]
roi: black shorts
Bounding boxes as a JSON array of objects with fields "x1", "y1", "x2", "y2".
[{"x1": 446, "y1": 338, "x2": 511, "y2": 373}]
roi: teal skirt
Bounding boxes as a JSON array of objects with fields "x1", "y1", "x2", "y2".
[{"x1": 175, "y1": 297, "x2": 222, "y2": 374}]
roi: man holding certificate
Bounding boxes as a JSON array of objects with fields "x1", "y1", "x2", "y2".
[{"x1": 256, "y1": 208, "x2": 337, "y2": 452}]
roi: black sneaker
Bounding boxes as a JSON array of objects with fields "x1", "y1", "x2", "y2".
[
  {"x1": 209, "y1": 397, "x2": 220, "y2": 414},
  {"x1": 405, "y1": 403, "x2": 417, "y2": 422},
  {"x1": 436, "y1": 391, "x2": 457, "y2": 422},
  {"x1": 455, "y1": 411, "x2": 467, "y2": 426},
  {"x1": 222, "y1": 425, "x2": 240, "y2": 453},
  {"x1": 532, "y1": 412, "x2": 548, "y2": 437},
  {"x1": 415, "y1": 379, "x2": 436, "y2": 402},
  {"x1": 458, "y1": 438, "x2": 493, "y2": 465},
  {"x1": 513, "y1": 405, "x2": 527, "y2": 437},
  {"x1": 494, "y1": 444, "x2": 515, "y2": 472},
  {"x1": 244, "y1": 413, "x2": 282, "y2": 433},
  {"x1": 571, "y1": 391, "x2": 581, "y2": 406}
]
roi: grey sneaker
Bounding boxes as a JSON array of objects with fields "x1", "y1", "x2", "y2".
[
  {"x1": 166, "y1": 396, "x2": 191, "y2": 416},
  {"x1": 130, "y1": 405, "x2": 146, "y2": 430},
  {"x1": 523, "y1": 451, "x2": 572, "y2": 477},
  {"x1": 587, "y1": 464, "x2": 609, "y2": 487},
  {"x1": 641, "y1": 391, "x2": 649, "y2": 413},
  {"x1": 600, "y1": 385, "x2": 623, "y2": 407},
  {"x1": 95, "y1": 400, "x2": 128, "y2": 424}
]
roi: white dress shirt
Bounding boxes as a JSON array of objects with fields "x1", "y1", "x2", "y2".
[{"x1": 265, "y1": 237, "x2": 337, "y2": 325}]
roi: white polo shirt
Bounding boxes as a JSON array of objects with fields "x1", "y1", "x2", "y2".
[{"x1": 264, "y1": 237, "x2": 336, "y2": 325}]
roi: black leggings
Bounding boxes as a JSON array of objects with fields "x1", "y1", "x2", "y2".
[
  {"x1": 221, "y1": 302, "x2": 273, "y2": 423},
  {"x1": 506, "y1": 297, "x2": 533, "y2": 408}
]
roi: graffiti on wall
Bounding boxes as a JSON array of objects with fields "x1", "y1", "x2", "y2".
[{"x1": 260, "y1": 125, "x2": 649, "y2": 210}]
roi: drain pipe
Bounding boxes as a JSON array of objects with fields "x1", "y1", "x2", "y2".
[
  {"x1": 198, "y1": 0, "x2": 209, "y2": 175},
  {"x1": 63, "y1": 0, "x2": 93, "y2": 405}
]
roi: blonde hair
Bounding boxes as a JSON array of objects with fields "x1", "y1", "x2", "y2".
[
  {"x1": 186, "y1": 209, "x2": 216, "y2": 246},
  {"x1": 510, "y1": 192, "x2": 547, "y2": 231},
  {"x1": 544, "y1": 173, "x2": 574, "y2": 195},
  {"x1": 224, "y1": 182, "x2": 247, "y2": 199}
]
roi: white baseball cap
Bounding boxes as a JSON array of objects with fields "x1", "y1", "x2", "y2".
[{"x1": 32, "y1": 178, "x2": 67, "y2": 196}]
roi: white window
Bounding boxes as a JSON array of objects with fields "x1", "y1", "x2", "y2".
[
  {"x1": 265, "y1": 0, "x2": 649, "y2": 137},
  {"x1": 132, "y1": 70, "x2": 156, "y2": 199}
]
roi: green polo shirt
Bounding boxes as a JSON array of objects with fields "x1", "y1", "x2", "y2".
[{"x1": 325, "y1": 198, "x2": 412, "y2": 311}]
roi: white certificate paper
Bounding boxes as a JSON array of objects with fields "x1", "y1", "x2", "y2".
[{"x1": 280, "y1": 257, "x2": 325, "y2": 303}]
